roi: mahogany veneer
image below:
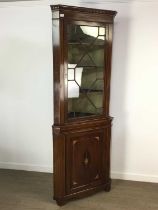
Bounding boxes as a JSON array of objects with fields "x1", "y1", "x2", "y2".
[{"x1": 51, "y1": 5, "x2": 117, "y2": 205}]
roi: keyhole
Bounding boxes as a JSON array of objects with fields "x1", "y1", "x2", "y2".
[
  {"x1": 84, "y1": 157, "x2": 89, "y2": 165},
  {"x1": 83, "y1": 151, "x2": 89, "y2": 167}
]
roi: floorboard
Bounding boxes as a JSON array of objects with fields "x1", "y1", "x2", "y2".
[{"x1": 0, "y1": 169, "x2": 158, "y2": 210}]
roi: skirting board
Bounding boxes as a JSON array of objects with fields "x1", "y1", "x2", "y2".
[
  {"x1": 111, "y1": 171, "x2": 158, "y2": 183},
  {"x1": 0, "y1": 162, "x2": 158, "y2": 183},
  {"x1": 0, "y1": 161, "x2": 53, "y2": 173}
]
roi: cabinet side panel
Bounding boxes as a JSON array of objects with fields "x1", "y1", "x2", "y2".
[
  {"x1": 103, "y1": 125, "x2": 111, "y2": 181},
  {"x1": 52, "y1": 19, "x2": 60, "y2": 124},
  {"x1": 52, "y1": 18, "x2": 65, "y2": 124},
  {"x1": 105, "y1": 24, "x2": 113, "y2": 115},
  {"x1": 53, "y1": 127, "x2": 66, "y2": 199}
]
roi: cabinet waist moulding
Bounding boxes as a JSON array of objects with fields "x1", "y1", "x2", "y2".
[{"x1": 51, "y1": 4, "x2": 117, "y2": 206}]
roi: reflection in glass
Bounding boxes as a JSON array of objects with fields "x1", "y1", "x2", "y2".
[
  {"x1": 68, "y1": 67, "x2": 83, "y2": 98},
  {"x1": 68, "y1": 81, "x2": 79, "y2": 98},
  {"x1": 99, "y1": 27, "x2": 105, "y2": 36},
  {"x1": 67, "y1": 24, "x2": 106, "y2": 118},
  {"x1": 68, "y1": 69, "x2": 74, "y2": 80}
]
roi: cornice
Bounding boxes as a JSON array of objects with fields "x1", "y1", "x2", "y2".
[{"x1": 51, "y1": 4, "x2": 117, "y2": 16}]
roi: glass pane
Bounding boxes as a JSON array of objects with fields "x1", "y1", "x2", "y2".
[
  {"x1": 74, "y1": 67, "x2": 83, "y2": 85},
  {"x1": 68, "y1": 81, "x2": 80, "y2": 98},
  {"x1": 68, "y1": 69, "x2": 74, "y2": 80},
  {"x1": 68, "y1": 95, "x2": 96, "y2": 118},
  {"x1": 81, "y1": 67, "x2": 98, "y2": 89},
  {"x1": 87, "y1": 92, "x2": 103, "y2": 109},
  {"x1": 67, "y1": 24, "x2": 106, "y2": 118},
  {"x1": 99, "y1": 27, "x2": 105, "y2": 36},
  {"x1": 88, "y1": 47, "x2": 104, "y2": 66}
]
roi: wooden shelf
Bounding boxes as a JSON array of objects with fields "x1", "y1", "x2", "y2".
[{"x1": 80, "y1": 89, "x2": 103, "y2": 93}]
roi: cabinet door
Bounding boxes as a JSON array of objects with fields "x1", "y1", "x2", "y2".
[
  {"x1": 65, "y1": 22, "x2": 108, "y2": 120},
  {"x1": 66, "y1": 128, "x2": 109, "y2": 194}
]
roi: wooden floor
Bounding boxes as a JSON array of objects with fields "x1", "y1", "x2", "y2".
[{"x1": 0, "y1": 169, "x2": 158, "y2": 210}]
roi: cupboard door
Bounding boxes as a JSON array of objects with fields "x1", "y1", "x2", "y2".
[{"x1": 66, "y1": 128, "x2": 109, "y2": 193}]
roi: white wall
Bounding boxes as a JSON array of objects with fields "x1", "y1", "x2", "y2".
[
  {"x1": 0, "y1": 0, "x2": 158, "y2": 183},
  {"x1": 111, "y1": 1, "x2": 158, "y2": 183},
  {"x1": 0, "y1": 2, "x2": 53, "y2": 172}
]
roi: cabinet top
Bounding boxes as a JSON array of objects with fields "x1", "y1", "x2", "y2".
[{"x1": 50, "y1": 4, "x2": 117, "y2": 17}]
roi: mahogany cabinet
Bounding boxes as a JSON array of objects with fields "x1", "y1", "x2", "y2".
[{"x1": 51, "y1": 5, "x2": 117, "y2": 205}]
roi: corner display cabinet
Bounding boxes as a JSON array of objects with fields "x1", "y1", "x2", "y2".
[{"x1": 51, "y1": 5, "x2": 117, "y2": 205}]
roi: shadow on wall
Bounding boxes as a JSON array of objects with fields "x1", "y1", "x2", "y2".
[{"x1": 110, "y1": 15, "x2": 131, "y2": 178}]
